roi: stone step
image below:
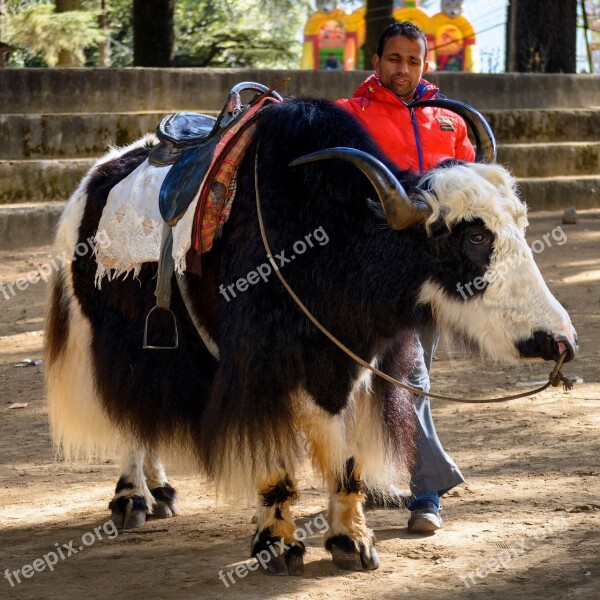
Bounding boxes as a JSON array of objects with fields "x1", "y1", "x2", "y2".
[
  {"x1": 0, "y1": 112, "x2": 167, "y2": 160},
  {"x1": 2, "y1": 70, "x2": 600, "y2": 114},
  {"x1": 497, "y1": 142, "x2": 600, "y2": 178},
  {"x1": 518, "y1": 175, "x2": 600, "y2": 211},
  {"x1": 1, "y1": 107, "x2": 599, "y2": 159},
  {"x1": 0, "y1": 158, "x2": 93, "y2": 204},
  {"x1": 2, "y1": 159, "x2": 599, "y2": 216},
  {"x1": 0, "y1": 202, "x2": 65, "y2": 250},
  {"x1": 483, "y1": 109, "x2": 600, "y2": 144}
]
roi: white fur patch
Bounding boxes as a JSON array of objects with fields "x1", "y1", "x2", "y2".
[
  {"x1": 416, "y1": 163, "x2": 577, "y2": 360},
  {"x1": 297, "y1": 368, "x2": 410, "y2": 493},
  {"x1": 44, "y1": 142, "x2": 156, "y2": 460}
]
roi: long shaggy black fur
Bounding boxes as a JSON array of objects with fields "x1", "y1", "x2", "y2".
[
  {"x1": 66, "y1": 97, "x2": 492, "y2": 483},
  {"x1": 45, "y1": 268, "x2": 70, "y2": 367}
]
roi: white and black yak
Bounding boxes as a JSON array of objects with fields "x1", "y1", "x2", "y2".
[{"x1": 45, "y1": 96, "x2": 577, "y2": 574}]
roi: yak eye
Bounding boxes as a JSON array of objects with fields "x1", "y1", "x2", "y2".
[{"x1": 470, "y1": 233, "x2": 486, "y2": 245}]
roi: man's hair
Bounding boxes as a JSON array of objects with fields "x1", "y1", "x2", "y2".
[{"x1": 376, "y1": 21, "x2": 428, "y2": 59}]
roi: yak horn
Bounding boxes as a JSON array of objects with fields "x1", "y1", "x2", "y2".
[
  {"x1": 290, "y1": 147, "x2": 431, "y2": 230},
  {"x1": 408, "y1": 98, "x2": 497, "y2": 163}
]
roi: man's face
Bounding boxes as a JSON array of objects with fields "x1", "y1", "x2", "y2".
[{"x1": 372, "y1": 35, "x2": 429, "y2": 103}]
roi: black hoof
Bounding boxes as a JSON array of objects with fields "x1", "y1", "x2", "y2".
[
  {"x1": 109, "y1": 495, "x2": 149, "y2": 529},
  {"x1": 284, "y1": 545, "x2": 305, "y2": 576},
  {"x1": 251, "y1": 529, "x2": 305, "y2": 576},
  {"x1": 149, "y1": 484, "x2": 178, "y2": 519},
  {"x1": 326, "y1": 534, "x2": 379, "y2": 571}
]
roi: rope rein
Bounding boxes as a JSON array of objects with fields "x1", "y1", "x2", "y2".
[{"x1": 254, "y1": 151, "x2": 574, "y2": 404}]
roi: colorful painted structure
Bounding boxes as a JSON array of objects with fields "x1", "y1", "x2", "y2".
[{"x1": 301, "y1": 1, "x2": 478, "y2": 72}]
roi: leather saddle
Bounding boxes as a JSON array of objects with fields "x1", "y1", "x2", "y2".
[
  {"x1": 149, "y1": 81, "x2": 282, "y2": 227},
  {"x1": 143, "y1": 81, "x2": 283, "y2": 350}
]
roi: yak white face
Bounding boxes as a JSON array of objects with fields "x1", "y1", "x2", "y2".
[{"x1": 416, "y1": 162, "x2": 578, "y2": 363}]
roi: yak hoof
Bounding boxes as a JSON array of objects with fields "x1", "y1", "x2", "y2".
[
  {"x1": 109, "y1": 495, "x2": 149, "y2": 529},
  {"x1": 327, "y1": 534, "x2": 379, "y2": 571},
  {"x1": 148, "y1": 485, "x2": 178, "y2": 520},
  {"x1": 262, "y1": 545, "x2": 305, "y2": 576},
  {"x1": 284, "y1": 545, "x2": 305, "y2": 575},
  {"x1": 251, "y1": 529, "x2": 305, "y2": 576},
  {"x1": 150, "y1": 503, "x2": 173, "y2": 519}
]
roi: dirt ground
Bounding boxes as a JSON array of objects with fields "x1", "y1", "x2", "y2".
[{"x1": 0, "y1": 210, "x2": 599, "y2": 600}]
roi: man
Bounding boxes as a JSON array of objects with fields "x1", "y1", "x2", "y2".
[{"x1": 337, "y1": 21, "x2": 473, "y2": 533}]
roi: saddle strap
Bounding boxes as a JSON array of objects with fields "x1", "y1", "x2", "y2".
[{"x1": 155, "y1": 224, "x2": 175, "y2": 309}]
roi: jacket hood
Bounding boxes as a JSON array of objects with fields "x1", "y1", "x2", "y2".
[{"x1": 351, "y1": 74, "x2": 439, "y2": 109}]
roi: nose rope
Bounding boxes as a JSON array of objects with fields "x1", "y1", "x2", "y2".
[
  {"x1": 254, "y1": 149, "x2": 574, "y2": 404},
  {"x1": 548, "y1": 351, "x2": 574, "y2": 390}
]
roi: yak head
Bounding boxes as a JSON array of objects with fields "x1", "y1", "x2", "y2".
[{"x1": 291, "y1": 132, "x2": 577, "y2": 366}]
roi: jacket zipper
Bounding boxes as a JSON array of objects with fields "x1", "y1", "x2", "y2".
[{"x1": 409, "y1": 107, "x2": 424, "y2": 173}]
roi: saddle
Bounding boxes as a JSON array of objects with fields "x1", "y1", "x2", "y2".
[
  {"x1": 150, "y1": 82, "x2": 282, "y2": 227},
  {"x1": 144, "y1": 81, "x2": 284, "y2": 350}
]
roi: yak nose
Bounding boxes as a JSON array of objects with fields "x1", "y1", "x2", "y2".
[{"x1": 555, "y1": 337, "x2": 576, "y2": 363}]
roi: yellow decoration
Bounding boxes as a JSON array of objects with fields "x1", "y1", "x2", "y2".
[{"x1": 301, "y1": 1, "x2": 478, "y2": 73}]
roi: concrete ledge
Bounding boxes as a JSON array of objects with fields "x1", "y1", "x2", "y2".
[
  {"x1": 2, "y1": 175, "x2": 598, "y2": 249},
  {"x1": 498, "y1": 142, "x2": 600, "y2": 178},
  {"x1": 483, "y1": 109, "x2": 600, "y2": 144},
  {"x1": 2, "y1": 70, "x2": 600, "y2": 114},
  {"x1": 1, "y1": 107, "x2": 598, "y2": 161},
  {"x1": 2, "y1": 157, "x2": 599, "y2": 210},
  {"x1": 0, "y1": 202, "x2": 64, "y2": 249},
  {"x1": 0, "y1": 159, "x2": 92, "y2": 204},
  {"x1": 0, "y1": 112, "x2": 165, "y2": 160},
  {"x1": 518, "y1": 176, "x2": 600, "y2": 210}
]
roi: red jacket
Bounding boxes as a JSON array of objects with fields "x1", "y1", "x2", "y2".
[{"x1": 337, "y1": 74, "x2": 475, "y2": 173}]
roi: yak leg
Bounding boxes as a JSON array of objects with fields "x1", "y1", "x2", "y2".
[
  {"x1": 144, "y1": 450, "x2": 179, "y2": 519},
  {"x1": 325, "y1": 457, "x2": 379, "y2": 571},
  {"x1": 251, "y1": 469, "x2": 305, "y2": 575},
  {"x1": 109, "y1": 446, "x2": 154, "y2": 529}
]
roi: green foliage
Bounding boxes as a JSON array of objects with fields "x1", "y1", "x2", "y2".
[
  {"x1": 2, "y1": 0, "x2": 314, "y2": 68},
  {"x1": 4, "y1": 1, "x2": 106, "y2": 67},
  {"x1": 102, "y1": 0, "x2": 313, "y2": 68},
  {"x1": 102, "y1": 0, "x2": 133, "y2": 67},
  {"x1": 174, "y1": 0, "x2": 309, "y2": 68}
]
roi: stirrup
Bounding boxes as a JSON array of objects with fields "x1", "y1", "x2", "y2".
[
  {"x1": 143, "y1": 306, "x2": 179, "y2": 350},
  {"x1": 143, "y1": 225, "x2": 178, "y2": 350}
]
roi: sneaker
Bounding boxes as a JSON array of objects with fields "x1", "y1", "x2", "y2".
[{"x1": 407, "y1": 499, "x2": 442, "y2": 533}]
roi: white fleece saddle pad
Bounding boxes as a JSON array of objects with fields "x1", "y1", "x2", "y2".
[{"x1": 94, "y1": 158, "x2": 202, "y2": 287}]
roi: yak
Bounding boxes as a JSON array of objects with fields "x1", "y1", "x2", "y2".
[{"x1": 45, "y1": 96, "x2": 577, "y2": 575}]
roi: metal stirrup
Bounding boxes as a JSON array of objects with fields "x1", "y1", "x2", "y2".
[{"x1": 143, "y1": 225, "x2": 179, "y2": 350}]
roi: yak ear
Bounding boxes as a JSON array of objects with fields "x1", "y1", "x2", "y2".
[
  {"x1": 408, "y1": 98, "x2": 497, "y2": 164},
  {"x1": 290, "y1": 147, "x2": 431, "y2": 230}
]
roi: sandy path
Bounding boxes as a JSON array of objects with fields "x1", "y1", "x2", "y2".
[{"x1": 0, "y1": 210, "x2": 598, "y2": 600}]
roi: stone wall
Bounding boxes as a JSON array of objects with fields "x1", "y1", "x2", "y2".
[{"x1": 2, "y1": 69, "x2": 600, "y2": 114}]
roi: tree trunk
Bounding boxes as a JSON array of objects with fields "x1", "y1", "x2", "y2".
[
  {"x1": 0, "y1": 0, "x2": 5, "y2": 69},
  {"x1": 56, "y1": 0, "x2": 82, "y2": 67},
  {"x1": 506, "y1": 0, "x2": 577, "y2": 73},
  {"x1": 133, "y1": 0, "x2": 174, "y2": 67},
  {"x1": 98, "y1": 0, "x2": 110, "y2": 68},
  {"x1": 364, "y1": 0, "x2": 395, "y2": 62},
  {"x1": 56, "y1": 0, "x2": 80, "y2": 9}
]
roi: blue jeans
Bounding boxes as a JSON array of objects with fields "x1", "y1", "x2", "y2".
[{"x1": 408, "y1": 325, "x2": 464, "y2": 498}]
